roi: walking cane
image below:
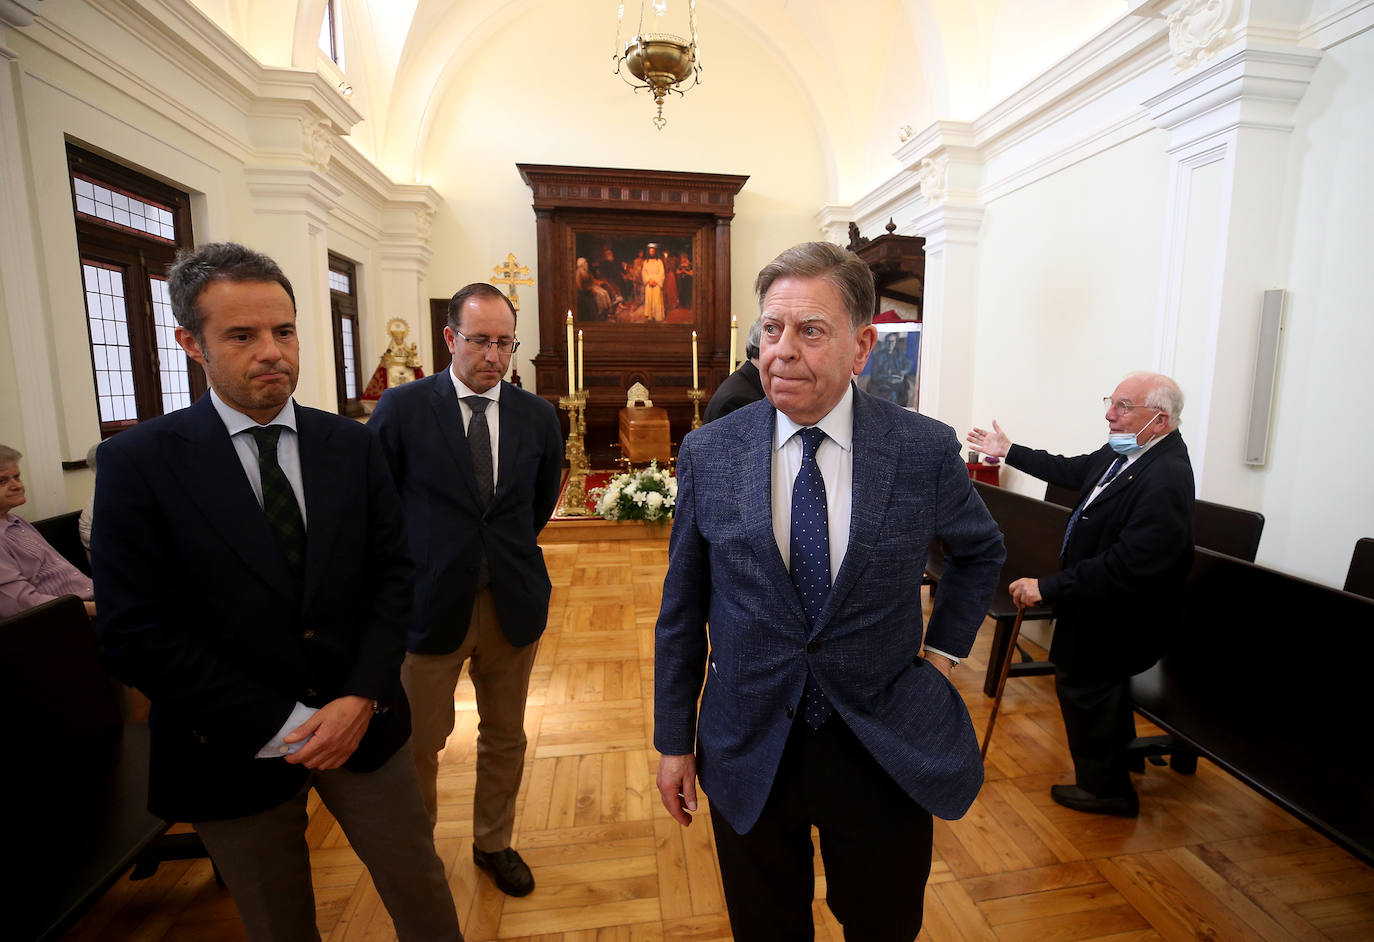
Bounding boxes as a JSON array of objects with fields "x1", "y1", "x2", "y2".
[{"x1": 980, "y1": 604, "x2": 1026, "y2": 759}]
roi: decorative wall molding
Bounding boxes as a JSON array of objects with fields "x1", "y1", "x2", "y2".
[
  {"x1": 1144, "y1": 45, "x2": 1323, "y2": 149},
  {"x1": 846, "y1": 0, "x2": 1360, "y2": 240},
  {"x1": 0, "y1": 0, "x2": 42, "y2": 30},
  {"x1": 1165, "y1": 0, "x2": 1241, "y2": 70}
]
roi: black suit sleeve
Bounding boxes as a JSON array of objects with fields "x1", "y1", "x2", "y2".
[
  {"x1": 93, "y1": 435, "x2": 296, "y2": 752},
  {"x1": 532, "y1": 399, "x2": 564, "y2": 532},
  {"x1": 1005, "y1": 443, "x2": 1102, "y2": 492},
  {"x1": 339, "y1": 431, "x2": 414, "y2": 702}
]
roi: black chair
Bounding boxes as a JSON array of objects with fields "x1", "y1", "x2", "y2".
[
  {"x1": 1344, "y1": 538, "x2": 1374, "y2": 600},
  {"x1": 32, "y1": 509, "x2": 91, "y2": 576}
]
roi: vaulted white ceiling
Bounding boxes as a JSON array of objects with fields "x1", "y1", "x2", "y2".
[{"x1": 189, "y1": 0, "x2": 1121, "y2": 201}]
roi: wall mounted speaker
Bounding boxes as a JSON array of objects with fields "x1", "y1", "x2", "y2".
[{"x1": 1244, "y1": 289, "x2": 1285, "y2": 466}]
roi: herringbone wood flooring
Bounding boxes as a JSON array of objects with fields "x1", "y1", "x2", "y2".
[{"x1": 64, "y1": 534, "x2": 1374, "y2": 941}]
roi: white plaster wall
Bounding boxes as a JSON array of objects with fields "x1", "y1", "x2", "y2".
[
  {"x1": 418, "y1": 0, "x2": 830, "y2": 395},
  {"x1": 1257, "y1": 26, "x2": 1374, "y2": 585},
  {"x1": 969, "y1": 129, "x2": 1172, "y2": 497}
]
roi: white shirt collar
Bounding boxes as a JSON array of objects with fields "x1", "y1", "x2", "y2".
[
  {"x1": 773, "y1": 383, "x2": 854, "y2": 453},
  {"x1": 209, "y1": 388, "x2": 297, "y2": 435},
  {"x1": 450, "y1": 364, "x2": 502, "y2": 404}
]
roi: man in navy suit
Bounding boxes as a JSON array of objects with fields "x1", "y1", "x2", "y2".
[
  {"x1": 968, "y1": 372, "x2": 1194, "y2": 818},
  {"x1": 655, "y1": 242, "x2": 1005, "y2": 940},
  {"x1": 369, "y1": 283, "x2": 562, "y2": 898},
  {"x1": 93, "y1": 243, "x2": 461, "y2": 941}
]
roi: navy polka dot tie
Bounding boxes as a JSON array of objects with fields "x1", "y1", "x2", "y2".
[{"x1": 790, "y1": 426, "x2": 833, "y2": 728}]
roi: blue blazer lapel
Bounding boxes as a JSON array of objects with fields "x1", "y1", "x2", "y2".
[
  {"x1": 430, "y1": 369, "x2": 483, "y2": 510},
  {"x1": 734, "y1": 406, "x2": 808, "y2": 627},
  {"x1": 812, "y1": 389, "x2": 896, "y2": 636},
  {"x1": 176, "y1": 395, "x2": 298, "y2": 602}
]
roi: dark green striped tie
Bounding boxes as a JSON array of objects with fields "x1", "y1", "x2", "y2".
[{"x1": 250, "y1": 425, "x2": 306, "y2": 588}]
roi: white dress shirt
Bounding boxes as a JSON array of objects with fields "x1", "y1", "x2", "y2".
[
  {"x1": 770, "y1": 385, "x2": 958, "y2": 664},
  {"x1": 207, "y1": 390, "x2": 317, "y2": 758},
  {"x1": 450, "y1": 364, "x2": 502, "y2": 486},
  {"x1": 1081, "y1": 431, "x2": 1165, "y2": 510}
]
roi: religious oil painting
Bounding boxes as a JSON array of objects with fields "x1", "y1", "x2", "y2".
[
  {"x1": 859, "y1": 323, "x2": 921, "y2": 411},
  {"x1": 573, "y1": 232, "x2": 696, "y2": 325}
]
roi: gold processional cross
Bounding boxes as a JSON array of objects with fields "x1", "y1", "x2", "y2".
[{"x1": 491, "y1": 253, "x2": 534, "y2": 311}]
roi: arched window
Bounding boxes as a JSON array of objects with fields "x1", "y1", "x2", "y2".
[{"x1": 318, "y1": 0, "x2": 345, "y2": 71}]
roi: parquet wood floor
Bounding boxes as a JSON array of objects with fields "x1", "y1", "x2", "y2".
[{"x1": 63, "y1": 535, "x2": 1373, "y2": 941}]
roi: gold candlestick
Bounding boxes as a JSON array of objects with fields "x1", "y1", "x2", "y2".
[
  {"x1": 558, "y1": 389, "x2": 595, "y2": 516},
  {"x1": 687, "y1": 387, "x2": 705, "y2": 430}
]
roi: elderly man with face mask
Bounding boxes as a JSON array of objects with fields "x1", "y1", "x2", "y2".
[{"x1": 967, "y1": 372, "x2": 1195, "y2": 818}]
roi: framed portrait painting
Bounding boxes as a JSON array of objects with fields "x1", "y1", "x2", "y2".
[{"x1": 858, "y1": 322, "x2": 921, "y2": 411}]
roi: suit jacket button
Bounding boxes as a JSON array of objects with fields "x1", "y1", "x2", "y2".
[
  {"x1": 806, "y1": 641, "x2": 820, "y2": 654},
  {"x1": 305, "y1": 688, "x2": 317, "y2": 698},
  {"x1": 785, "y1": 705, "x2": 795, "y2": 719},
  {"x1": 302, "y1": 629, "x2": 315, "y2": 640}
]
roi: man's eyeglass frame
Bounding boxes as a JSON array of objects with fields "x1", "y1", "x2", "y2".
[{"x1": 454, "y1": 329, "x2": 520, "y2": 355}]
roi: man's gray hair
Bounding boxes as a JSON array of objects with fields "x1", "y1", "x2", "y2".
[
  {"x1": 754, "y1": 242, "x2": 874, "y2": 330},
  {"x1": 0, "y1": 444, "x2": 21, "y2": 466},
  {"x1": 1131, "y1": 372, "x2": 1185, "y2": 425},
  {"x1": 168, "y1": 242, "x2": 296, "y2": 346},
  {"x1": 745, "y1": 317, "x2": 763, "y2": 360}
]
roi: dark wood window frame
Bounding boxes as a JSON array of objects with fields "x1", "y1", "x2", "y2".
[
  {"x1": 67, "y1": 143, "x2": 203, "y2": 437},
  {"x1": 328, "y1": 253, "x2": 364, "y2": 417}
]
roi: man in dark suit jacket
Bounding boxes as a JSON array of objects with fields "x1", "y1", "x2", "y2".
[
  {"x1": 369, "y1": 283, "x2": 562, "y2": 898},
  {"x1": 656, "y1": 242, "x2": 1005, "y2": 941},
  {"x1": 967, "y1": 372, "x2": 1194, "y2": 817},
  {"x1": 703, "y1": 316, "x2": 765, "y2": 423},
  {"x1": 93, "y1": 243, "x2": 461, "y2": 941}
]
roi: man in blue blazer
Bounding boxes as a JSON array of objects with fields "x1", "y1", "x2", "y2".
[
  {"x1": 93, "y1": 243, "x2": 461, "y2": 941},
  {"x1": 369, "y1": 283, "x2": 562, "y2": 898},
  {"x1": 968, "y1": 372, "x2": 1194, "y2": 818},
  {"x1": 655, "y1": 242, "x2": 1005, "y2": 941}
]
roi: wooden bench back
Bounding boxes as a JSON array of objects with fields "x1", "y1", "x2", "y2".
[
  {"x1": 1345, "y1": 537, "x2": 1374, "y2": 600},
  {"x1": 0, "y1": 594, "x2": 122, "y2": 747},
  {"x1": 970, "y1": 481, "x2": 1070, "y2": 619}
]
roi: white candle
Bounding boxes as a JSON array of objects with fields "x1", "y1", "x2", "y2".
[
  {"x1": 577, "y1": 329, "x2": 585, "y2": 391},
  {"x1": 729, "y1": 315, "x2": 738, "y2": 370},
  {"x1": 565, "y1": 311, "x2": 575, "y2": 394},
  {"x1": 691, "y1": 330, "x2": 699, "y2": 388}
]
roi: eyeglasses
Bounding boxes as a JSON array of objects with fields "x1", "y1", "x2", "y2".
[
  {"x1": 454, "y1": 329, "x2": 519, "y2": 355},
  {"x1": 1103, "y1": 397, "x2": 1158, "y2": 414}
]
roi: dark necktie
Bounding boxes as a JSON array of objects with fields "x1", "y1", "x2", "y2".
[
  {"x1": 464, "y1": 397, "x2": 493, "y2": 589},
  {"x1": 1059, "y1": 455, "x2": 1127, "y2": 558},
  {"x1": 250, "y1": 425, "x2": 305, "y2": 587},
  {"x1": 790, "y1": 426, "x2": 834, "y2": 728},
  {"x1": 464, "y1": 397, "x2": 494, "y2": 506}
]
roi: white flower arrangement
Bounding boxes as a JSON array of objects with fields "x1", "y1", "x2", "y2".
[{"x1": 591, "y1": 462, "x2": 677, "y2": 522}]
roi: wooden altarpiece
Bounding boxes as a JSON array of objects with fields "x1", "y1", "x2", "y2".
[{"x1": 518, "y1": 164, "x2": 749, "y2": 449}]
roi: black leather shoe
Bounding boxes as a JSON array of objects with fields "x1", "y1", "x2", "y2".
[
  {"x1": 473, "y1": 846, "x2": 535, "y2": 897},
  {"x1": 1050, "y1": 784, "x2": 1139, "y2": 818}
]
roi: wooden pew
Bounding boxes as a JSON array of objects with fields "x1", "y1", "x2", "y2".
[
  {"x1": 1129, "y1": 549, "x2": 1374, "y2": 865},
  {"x1": 1345, "y1": 537, "x2": 1374, "y2": 600},
  {"x1": 2, "y1": 595, "x2": 211, "y2": 941},
  {"x1": 963, "y1": 482, "x2": 1069, "y2": 696}
]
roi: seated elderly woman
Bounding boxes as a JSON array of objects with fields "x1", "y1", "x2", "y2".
[{"x1": 0, "y1": 445, "x2": 96, "y2": 618}]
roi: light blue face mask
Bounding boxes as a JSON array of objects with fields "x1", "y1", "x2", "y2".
[{"x1": 1108, "y1": 411, "x2": 1162, "y2": 455}]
